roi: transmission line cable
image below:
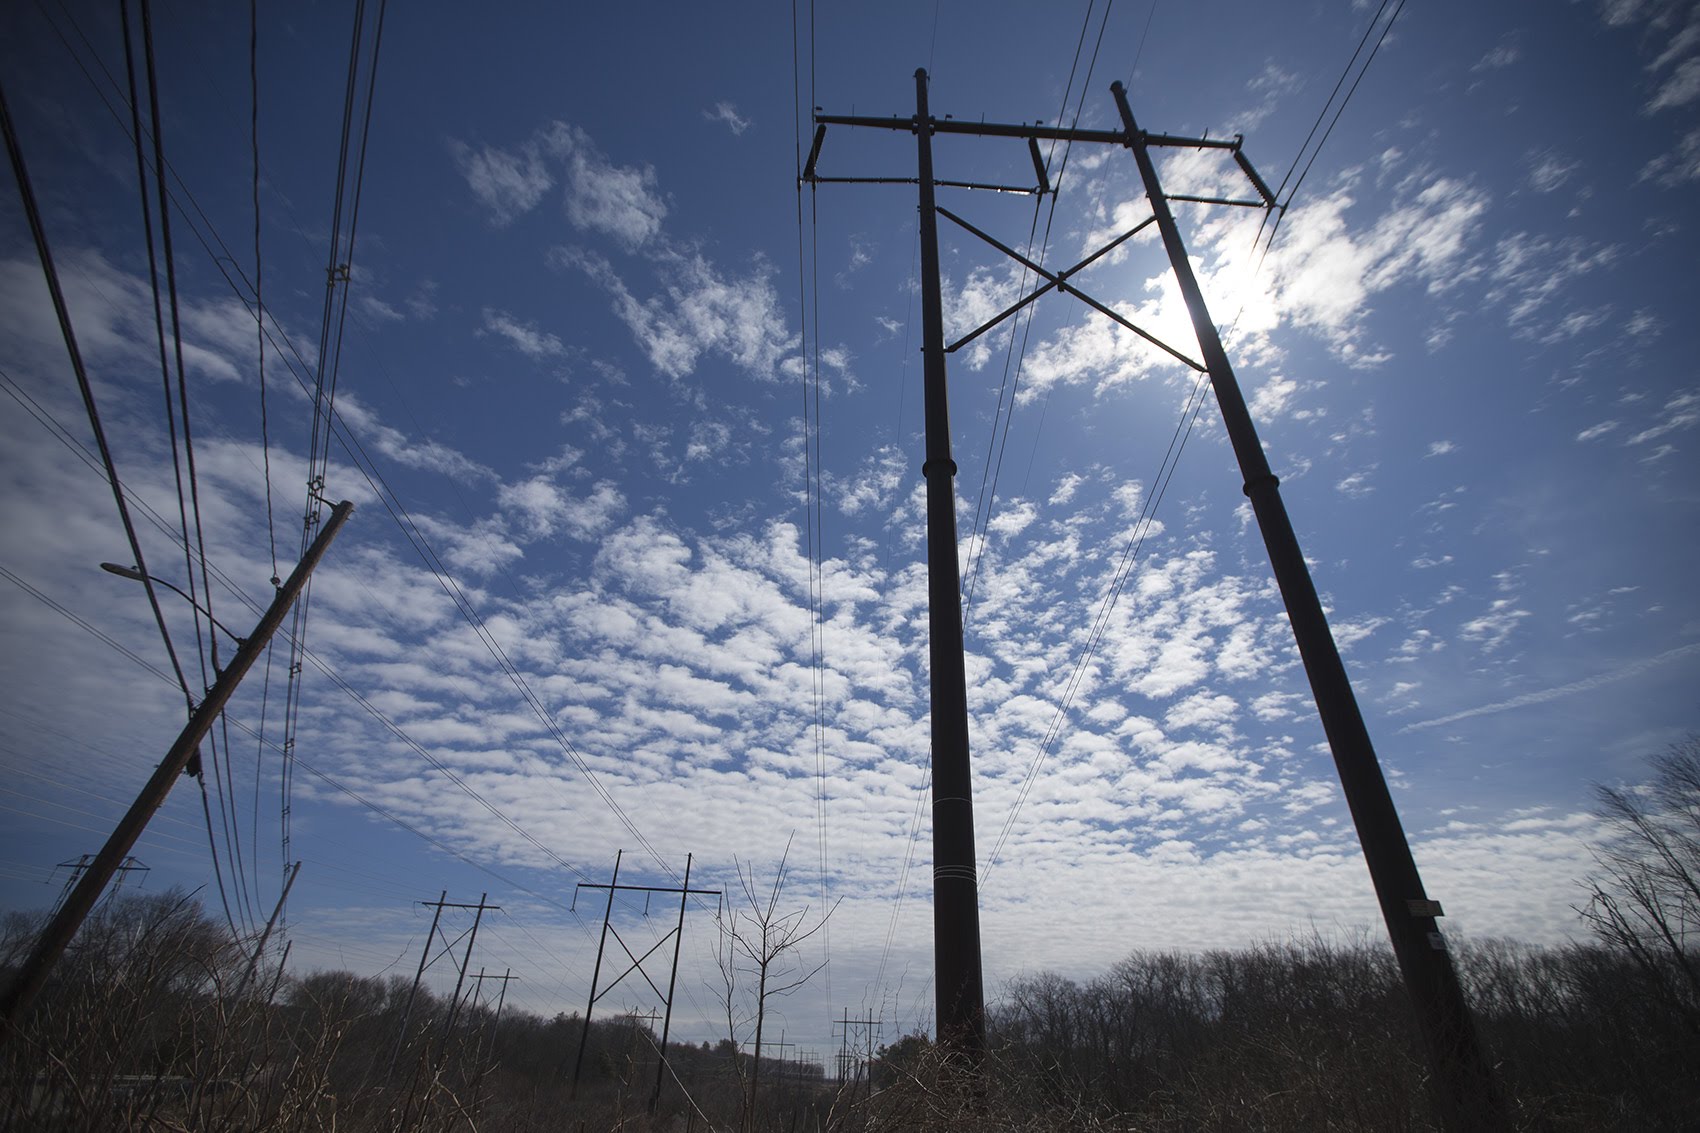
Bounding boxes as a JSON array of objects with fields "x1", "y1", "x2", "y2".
[
  {"x1": 4, "y1": 390, "x2": 606, "y2": 921},
  {"x1": 1282, "y1": 0, "x2": 1405, "y2": 212},
  {"x1": 133, "y1": 0, "x2": 259, "y2": 935},
  {"x1": 962, "y1": 0, "x2": 1114, "y2": 627},
  {"x1": 22, "y1": 550, "x2": 589, "y2": 919},
  {"x1": 250, "y1": 0, "x2": 278, "y2": 584},
  {"x1": 1271, "y1": 0, "x2": 1391, "y2": 204},
  {"x1": 0, "y1": 562, "x2": 175, "y2": 689},
  {"x1": 982, "y1": 367, "x2": 1212, "y2": 884},
  {"x1": 0, "y1": 66, "x2": 230, "y2": 917},
  {"x1": 1125, "y1": 0, "x2": 1158, "y2": 84},
  {"x1": 793, "y1": 0, "x2": 833, "y2": 1011},
  {"x1": 249, "y1": 0, "x2": 282, "y2": 907},
  {"x1": 40, "y1": 0, "x2": 678, "y2": 908},
  {"x1": 280, "y1": 0, "x2": 388, "y2": 904},
  {"x1": 1266, "y1": 0, "x2": 1405, "y2": 251}
]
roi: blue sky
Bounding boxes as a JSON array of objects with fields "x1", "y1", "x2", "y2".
[{"x1": 2, "y1": 0, "x2": 1697, "y2": 1063}]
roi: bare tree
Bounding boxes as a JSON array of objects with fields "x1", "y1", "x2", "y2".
[
  {"x1": 712, "y1": 835, "x2": 836, "y2": 1132},
  {"x1": 1578, "y1": 735, "x2": 1700, "y2": 1023}
]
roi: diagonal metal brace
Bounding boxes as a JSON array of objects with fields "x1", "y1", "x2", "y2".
[
  {"x1": 595, "y1": 922, "x2": 673, "y2": 1005},
  {"x1": 944, "y1": 214, "x2": 1157, "y2": 354},
  {"x1": 936, "y1": 205, "x2": 1205, "y2": 372}
]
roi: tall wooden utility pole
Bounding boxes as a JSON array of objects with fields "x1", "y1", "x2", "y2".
[
  {"x1": 1109, "y1": 80, "x2": 1504, "y2": 1132},
  {"x1": 0, "y1": 500, "x2": 355, "y2": 1040},
  {"x1": 803, "y1": 68, "x2": 994, "y2": 1064},
  {"x1": 806, "y1": 75, "x2": 1504, "y2": 1132},
  {"x1": 911, "y1": 68, "x2": 987, "y2": 1064}
]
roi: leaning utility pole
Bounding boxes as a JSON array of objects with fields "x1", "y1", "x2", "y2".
[
  {"x1": 1106, "y1": 82, "x2": 1505, "y2": 1133},
  {"x1": 806, "y1": 73, "x2": 1503, "y2": 1132},
  {"x1": 0, "y1": 500, "x2": 355, "y2": 1039}
]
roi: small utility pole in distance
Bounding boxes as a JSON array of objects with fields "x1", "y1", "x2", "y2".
[
  {"x1": 465, "y1": 966, "x2": 517, "y2": 1124},
  {"x1": 387, "y1": 891, "x2": 499, "y2": 1084},
  {"x1": 569, "y1": 851, "x2": 719, "y2": 1109},
  {"x1": 48, "y1": 855, "x2": 149, "y2": 917},
  {"x1": 0, "y1": 500, "x2": 355, "y2": 1041},
  {"x1": 833, "y1": 1008, "x2": 879, "y2": 1102}
]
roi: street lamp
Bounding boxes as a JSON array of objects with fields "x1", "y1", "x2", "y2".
[{"x1": 99, "y1": 562, "x2": 244, "y2": 645}]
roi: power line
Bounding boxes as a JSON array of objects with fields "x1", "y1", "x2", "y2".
[
  {"x1": 0, "y1": 402, "x2": 598, "y2": 923},
  {"x1": 0, "y1": 63, "x2": 243, "y2": 934},
  {"x1": 1266, "y1": 0, "x2": 1405, "y2": 249},
  {"x1": 251, "y1": 0, "x2": 277, "y2": 584},
  {"x1": 982, "y1": 366, "x2": 1212, "y2": 885},
  {"x1": 962, "y1": 0, "x2": 1115, "y2": 626},
  {"x1": 30, "y1": 0, "x2": 677, "y2": 910},
  {"x1": 1125, "y1": 0, "x2": 1159, "y2": 85},
  {"x1": 280, "y1": 0, "x2": 390, "y2": 911},
  {"x1": 868, "y1": 4, "x2": 1122, "y2": 1015},
  {"x1": 156, "y1": 0, "x2": 259, "y2": 937},
  {"x1": 792, "y1": 0, "x2": 833, "y2": 1015},
  {"x1": 1, "y1": 60, "x2": 193, "y2": 744},
  {"x1": 1284, "y1": 0, "x2": 1405, "y2": 209},
  {"x1": 249, "y1": 0, "x2": 281, "y2": 913},
  {"x1": 7, "y1": 269, "x2": 655, "y2": 907}
]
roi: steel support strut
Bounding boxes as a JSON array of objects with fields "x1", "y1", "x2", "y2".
[
  {"x1": 914, "y1": 67, "x2": 986, "y2": 1064},
  {"x1": 1111, "y1": 81, "x2": 1504, "y2": 1133}
]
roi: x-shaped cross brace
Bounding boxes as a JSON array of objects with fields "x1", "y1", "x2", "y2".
[{"x1": 937, "y1": 205, "x2": 1205, "y2": 373}]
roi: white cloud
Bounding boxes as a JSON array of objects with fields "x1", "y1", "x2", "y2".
[
  {"x1": 1459, "y1": 599, "x2": 1530, "y2": 652},
  {"x1": 497, "y1": 477, "x2": 625, "y2": 541},
  {"x1": 1648, "y1": 56, "x2": 1700, "y2": 111},
  {"x1": 1640, "y1": 127, "x2": 1700, "y2": 185},
  {"x1": 1403, "y1": 642, "x2": 1700, "y2": 731},
  {"x1": 1336, "y1": 469, "x2": 1375, "y2": 498},
  {"x1": 451, "y1": 123, "x2": 667, "y2": 248},
  {"x1": 1624, "y1": 389, "x2": 1699, "y2": 445},
  {"x1": 1049, "y1": 473, "x2": 1084, "y2": 506},
  {"x1": 703, "y1": 101, "x2": 751, "y2": 136},
  {"x1": 1250, "y1": 375, "x2": 1298, "y2": 418},
  {"x1": 480, "y1": 308, "x2": 567, "y2": 359},
  {"x1": 1471, "y1": 36, "x2": 1521, "y2": 72},
  {"x1": 555, "y1": 127, "x2": 669, "y2": 249},
  {"x1": 448, "y1": 136, "x2": 554, "y2": 226},
  {"x1": 1527, "y1": 149, "x2": 1580, "y2": 193},
  {"x1": 1256, "y1": 174, "x2": 1491, "y2": 359},
  {"x1": 1485, "y1": 232, "x2": 1619, "y2": 338},
  {"x1": 560, "y1": 247, "x2": 796, "y2": 382}
]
